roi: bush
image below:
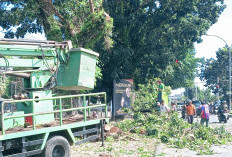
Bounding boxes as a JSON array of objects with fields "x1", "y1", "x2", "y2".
[{"x1": 133, "y1": 78, "x2": 171, "y2": 112}]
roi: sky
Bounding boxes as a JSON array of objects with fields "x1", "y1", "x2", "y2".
[
  {"x1": 193, "y1": 0, "x2": 232, "y2": 90},
  {"x1": 194, "y1": 0, "x2": 232, "y2": 59}
]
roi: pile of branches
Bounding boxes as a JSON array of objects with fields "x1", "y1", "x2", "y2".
[{"x1": 116, "y1": 112, "x2": 232, "y2": 155}]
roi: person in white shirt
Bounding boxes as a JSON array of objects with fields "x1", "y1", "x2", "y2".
[{"x1": 160, "y1": 100, "x2": 169, "y2": 114}]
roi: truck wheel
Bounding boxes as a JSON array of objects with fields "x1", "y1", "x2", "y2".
[{"x1": 43, "y1": 136, "x2": 70, "y2": 157}]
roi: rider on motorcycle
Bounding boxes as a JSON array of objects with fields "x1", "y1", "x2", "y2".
[{"x1": 218, "y1": 101, "x2": 229, "y2": 123}]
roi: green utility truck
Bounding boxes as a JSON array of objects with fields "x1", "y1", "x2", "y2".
[{"x1": 0, "y1": 38, "x2": 109, "y2": 157}]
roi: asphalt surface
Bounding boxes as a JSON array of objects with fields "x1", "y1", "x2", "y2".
[{"x1": 196, "y1": 113, "x2": 232, "y2": 129}]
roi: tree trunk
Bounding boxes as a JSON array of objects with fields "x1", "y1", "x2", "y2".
[{"x1": 89, "y1": 0, "x2": 95, "y2": 13}]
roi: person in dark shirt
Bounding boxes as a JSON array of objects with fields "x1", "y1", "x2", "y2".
[{"x1": 181, "y1": 104, "x2": 186, "y2": 119}]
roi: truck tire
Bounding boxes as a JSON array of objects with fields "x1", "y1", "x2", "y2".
[{"x1": 43, "y1": 136, "x2": 70, "y2": 157}]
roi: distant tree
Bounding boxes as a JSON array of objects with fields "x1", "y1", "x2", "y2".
[
  {"x1": 184, "y1": 88, "x2": 193, "y2": 100},
  {"x1": 196, "y1": 87, "x2": 216, "y2": 102},
  {"x1": 200, "y1": 46, "x2": 230, "y2": 101},
  {"x1": 185, "y1": 87, "x2": 216, "y2": 102}
]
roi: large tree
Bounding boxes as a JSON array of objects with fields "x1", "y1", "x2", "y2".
[
  {"x1": 0, "y1": 0, "x2": 225, "y2": 94},
  {"x1": 98, "y1": 0, "x2": 225, "y2": 91}
]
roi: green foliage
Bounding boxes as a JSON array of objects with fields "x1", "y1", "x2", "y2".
[
  {"x1": 197, "y1": 87, "x2": 216, "y2": 102},
  {"x1": 0, "y1": 0, "x2": 226, "y2": 96},
  {"x1": 0, "y1": 75, "x2": 16, "y2": 98},
  {"x1": 0, "y1": 0, "x2": 113, "y2": 49},
  {"x1": 184, "y1": 87, "x2": 216, "y2": 102},
  {"x1": 95, "y1": 60, "x2": 102, "y2": 84},
  {"x1": 105, "y1": 136, "x2": 114, "y2": 142},
  {"x1": 163, "y1": 50, "x2": 200, "y2": 89},
  {"x1": 0, "y1": 75, "x2": 8, "y2": 97},
  {"x1": 201, "y1": 46, "x2": 231, "y2": 101},
  {"x1": 116, "y1": 112, "x2": 232, "y2": 155},
  {"x1": 132, "y1": 78, "x2": 171, "y2": 112},
  {"x1": 98, "y1": 0, "x2": 225, "y2": 91}
]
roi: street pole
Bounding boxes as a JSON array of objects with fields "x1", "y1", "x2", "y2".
[
  {"x1": 195, "y1": 87, "x2": 197, "y2": 100},
  {"x1": 217, "y1": 77, "x2": 219, "y2": 103},
  {"x1": 229, "y1": 46, "x2": 231, "y2": 111}
]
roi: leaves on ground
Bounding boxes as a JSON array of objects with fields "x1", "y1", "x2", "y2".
[{"x1": 116, "y1": 112, "x2": 232, "y2": 155}]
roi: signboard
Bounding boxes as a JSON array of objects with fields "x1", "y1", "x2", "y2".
[{"x1": 113, "y1": 79, "x2": 133, "y2": 116}]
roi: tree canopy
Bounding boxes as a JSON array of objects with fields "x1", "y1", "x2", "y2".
[
  {"x1": 0, "y1": 0, "x2": 226, "y2": 94},
  {"x1": 200, "y1": 46, "x2": 230, "y2": 101},
  {"x1": 0, "y1": 0, "x2": 113, "y2": 48},
  {"x1": 98, "y1": 0, "x2": 224, "y2": 90}
]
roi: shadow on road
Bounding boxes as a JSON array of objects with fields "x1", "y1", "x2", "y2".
[{"x1": 211, "y1": 122, "x2": 221, "y2": 124}]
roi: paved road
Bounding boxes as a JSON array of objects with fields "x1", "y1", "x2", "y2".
[
  {"x1": 198, "y1": 114, "x2": 232, "y2": 157},
  {"x1": 181, "y1": 112, "x2": 232, "y2": 128},
  {"x1": 194, "y1": 114, "x2": 232, "y2": 131}
]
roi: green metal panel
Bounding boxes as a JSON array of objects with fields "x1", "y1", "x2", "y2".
[
  {"x1": 41, "y1": 132, "x2": 49, "y2": 150},
  {"x1": 56, "y1": 48, "x2": 99, "y2": 90},
  {"x1": 1, "y1": 92, "x2": 108, "y2": 141},
  {"x1": 30, "y1": 71, "x2": 52, "y2": 88},
  {"x1": 0, "y1": 59, "x2": 54, "y2": 68},
  {"x1": 67, "y1": 128, "x2": 76, "y2": 144},
  {"x1": 31, "y1": 91, "x2": 54, "y2": 125},
  {"x1": 17, "y1": 91, "x2": 54, "y2": 125},
  {"x1": 0, "y1": 45, "x2": 55, "y2": 57},
  {"x1": 0, "y1": 119, "x2": 109, "y2": 141},
  {"x1": 24, "y1": 79, "x2": 30, "y2": 89},
  {"x1": 0, "y1": 50, "x2": 54, "y2": 56},
  {"x1": 78, "y1": 52, "x2": 97, "y2": 89},
  {"x1": 0, "y1": 112, "x2": 24, "y2": 130}
]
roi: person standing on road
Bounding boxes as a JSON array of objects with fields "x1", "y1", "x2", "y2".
[
  {"x1": 170, "y1": 102, "x2": 177, "y2": 113},
  {"x1": 209, "y1": 102, "x2": 213, "y2": 114},
  {"x1": 181, "y1": 103, "x2": 186, "y2": 119},
  {"x1": 156, "y1": 102, "x2": 161, "y2": 112},
  {"x1": 160, "y1": 100, "x2": 169, "y2": 115},
  {"x1": 186, "y1": 101, "x2": 196, "y2": 124},
  {"x1": 200, "y1": 102, "x2": 210, "y2": 127}
]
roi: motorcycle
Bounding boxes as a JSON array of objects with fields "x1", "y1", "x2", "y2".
[
  {"x1": 210, "y1": 106, "x2": 214, "y2": 114},
  {"x1": 218, "y1": 110, "x2": 229, "y2": 123}
]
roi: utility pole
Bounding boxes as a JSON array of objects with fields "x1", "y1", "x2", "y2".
[
  {"x1": 229, "y1": 45, "x2": 231, "y2": 111},
  {"x1": 195, "y1": 87, "x2": 198, "y2": 100},
  {"x1": 217, "y1": 77, "x2": 219, "y2": 103}
]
